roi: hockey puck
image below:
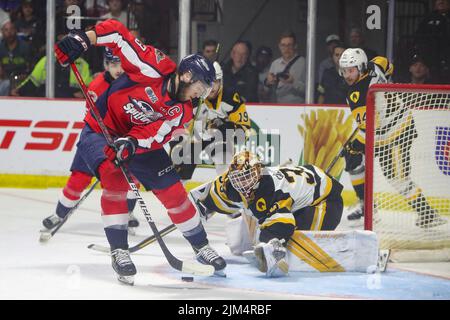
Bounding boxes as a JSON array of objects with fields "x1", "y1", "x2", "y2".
[{"x1": 181, "y1": 276, "x2": 194, "y2": 282}]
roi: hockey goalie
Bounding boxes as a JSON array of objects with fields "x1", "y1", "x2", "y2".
[{"x1": 189, "y1": 150, "x2": 380, "y2": 277}]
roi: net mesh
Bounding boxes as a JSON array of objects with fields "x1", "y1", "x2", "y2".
[{"x1": 369, "y1": 87, "x2": 450, "y2": 252}]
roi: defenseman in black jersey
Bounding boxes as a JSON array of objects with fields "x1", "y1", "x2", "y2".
[
  {"x1": 338, "y1": 48, "x2": 446, "y2": 228},
  {"x1": 189, "y1": 150, "x2": 344, "y2": 276}
]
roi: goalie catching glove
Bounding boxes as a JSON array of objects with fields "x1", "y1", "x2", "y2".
[
  {"x1": 104, "y1": 137, "x2": 138, "y2": 164},
  {"x1": 54, "y1": 30, "x2": 91, "y2": 67}
]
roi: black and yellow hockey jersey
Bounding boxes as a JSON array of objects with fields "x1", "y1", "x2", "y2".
[
  {"x1": 194, "y1": 165, "x2": 343, "y2": 238},
  {"x1": 346, "y1": 56, "x2": 394, "y2": 146},
  {"x1": 191, "y1": 88, "x2": 251, "y2": 137}
]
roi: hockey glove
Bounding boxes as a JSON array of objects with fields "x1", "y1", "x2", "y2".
[
  {"x1": 206, "y1": 118, "x2": 224, "y2": 130},
  {"x1": 345, "y1": 138, "x2": 365, "y2": 155},
  {"x1": 54, "y1": 30, "x2": 91, "y2": 67},
  {"x1": 104, "y1": 137, "x2": 138, "y2": 164}
]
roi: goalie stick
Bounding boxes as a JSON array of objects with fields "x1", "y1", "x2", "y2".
[
  {"x1": 39, "y1": 179, "x2": 100, "y2": 242},
  {"x1": 70, "y1": 63, "x2": 214, "y2": 277}
]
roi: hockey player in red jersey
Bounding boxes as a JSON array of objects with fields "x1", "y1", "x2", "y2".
[
  {"x1": 54, "y1": 19, "x2": 226, "y2": 284},
  {"x1": 41, "y1": 49, "x2": 142, "y2": 233}
]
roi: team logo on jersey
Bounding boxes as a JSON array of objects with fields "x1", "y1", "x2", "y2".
[
  {"x1": 87, "y1": 90, "x2": 98, "y2": 102},
  {"x1": 155, "y1": 49, "x2": 165, "y2": 64},
  {"x1": 350, "y1": 91, "x2": 360, "y2": 103},
  {"x1": 145, "y1": 87, "x2": 158, "y2": 103},
  {"x1": 256, "y1": 198, "x2": 267, "y2": 212},
  {"x1": 123, "y1": 99, "x2": 163, "y2": 125},
  {"x1": 435, "y1": 126, "x2": 450, "y2": 176}
]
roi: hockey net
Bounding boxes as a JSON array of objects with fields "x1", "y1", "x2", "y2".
[{"x1": 365, "y1": 84, "x2": 450, "y2": 262}]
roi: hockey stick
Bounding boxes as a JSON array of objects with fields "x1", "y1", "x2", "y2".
[
  {"x1": 70, "y1": 63, "x2": 214, "y2": 276},
  {"x1": 88, "y1": 223, "x2": 178, "y2": 253},
  {"x1": 88, "y1": 158, "x2": 298, "y2": 254},
  {"x1": 39, "y1": 179, "x2": 100, "y2": 242},
  {"x1": 325, "y1": 126, "x2": 360, "y2": 175}
]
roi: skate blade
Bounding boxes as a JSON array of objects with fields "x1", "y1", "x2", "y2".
[
  {"x1": 117, "y1": 275, "x2": 134, "y2": 286},
  {"x1": 214, "y1": 270, "x2": 227, "y2": 277}
]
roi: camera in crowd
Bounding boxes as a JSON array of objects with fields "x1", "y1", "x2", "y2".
[{"x1": 275, "y1": 71, "x2": 290, "y2": 81}]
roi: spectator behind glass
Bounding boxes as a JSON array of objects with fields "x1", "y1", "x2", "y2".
[
  {"x1": 222, "y1": 40, "x2": 259, "y2": 102},
  {"x1": 11, "y1": 33, "x2": 92, "y2": 98},
  {"x1": 408, "y1": 54, "x2": 435, "y2": 84},
  {"x1": 202, "y1": 39, "x2": 218, "y2": 62},
  {"x1": 317, "y1": 44, "x2": 347, "y2": 104},
  {"x1": 0, "y1": 62, "x2": 10, "y2": 96},
  {"x1": 101, "y1": 0, "x2": 135, "y2": 27},
  {"x1": 0, "y1": 20, "x2": 30, "y2": 79},
  {"x1": 348, "y1": 27, "x2": 377, "y2": 60},
  {"x1": 265, "y1": 31, "x2": 306, "y2": 103},
  {"x1": 0, "y1": 7, "x2": 9, "y2": 31},
  {"x1": 85, "y1": 0, "x2": 109, "y2": 17},
  {"x1": 415, "y1": 0, "x2": 450, "y2": 83},
  {"x1": 317, "y1": 34, "x2": 340, "y2": 84},
  {"x1": 13, "y1": 0, "x2": 45, "y2": 63},
  {"x1": 253, "y1": 46, "x2": 273, "y2": 102}
]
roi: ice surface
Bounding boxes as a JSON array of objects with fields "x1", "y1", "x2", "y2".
[{"x1": 0, "y1": 188, "x2": 449, "y2": 300}]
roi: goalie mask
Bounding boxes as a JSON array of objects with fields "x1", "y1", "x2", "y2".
[{"x1": 228, "y1": 151, "x2": 262, "y2": 198}]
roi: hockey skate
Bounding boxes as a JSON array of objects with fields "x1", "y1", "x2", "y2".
[
  {"x1": 111, "y1": 249, "x2": 137, "y2": 285},
  {"x1": 128, "y1": 212, "x2": 139, "y2": 236},
  {"x1": 415, "y1": 210, "x2": 447, "y2": 229},
  {"x1": 42, "y1": 214, "x2": 63, "y2": 230},
  {"x1": 347, "y1": 201, "x2": 364, "y2": 227},
  {"x1": 194, "y1": 244, "x2": 227, "y2": 277},
  {"x1": 254, "y1": 238, "x2": 289, "y2": 277}
]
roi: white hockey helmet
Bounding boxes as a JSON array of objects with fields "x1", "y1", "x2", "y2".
[{"x1": 338, "y1": 48, "x2": 368, "y2": 76}]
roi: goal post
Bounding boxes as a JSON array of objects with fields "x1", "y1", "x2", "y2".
[{"x1": 365, "y1": 83, "x2": 450, "y2": 261}]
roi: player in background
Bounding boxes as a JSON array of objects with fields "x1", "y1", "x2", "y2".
[
  {"x1": 189, "y1": 150, "x2": 344, "y2": 277},
  {"x1": 171, "y1": 62, "x2": 251, "y2": 181},
  {"x1": 54, "y1": 19, "x2": 226, "y2": 284},
  {"x1": 338, "y1": 48, "x2": 446, "y2": 228},
  {"x1": 41, "y1": 49, "x2": 142, "y2": 233}
]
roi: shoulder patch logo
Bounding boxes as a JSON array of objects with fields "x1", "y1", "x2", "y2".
[
  {"x1": 155, "y1": 49, "x2": 165, "y2": 64},
  {"x1": 350, "y1": 91, "x2": 360, "y2": 103},
  {"x1": 87, "y1": 90, "x2": 98, "y2": 102},
  {"x1": 145, "y1": 87, "x2": 158, "y2": 103},
  {"x1": 256, "y1": 198, "x2": 267, "y2": 212},
  {"x1": 232, "y1": 93, "x2": 241, "y2": 103}
]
